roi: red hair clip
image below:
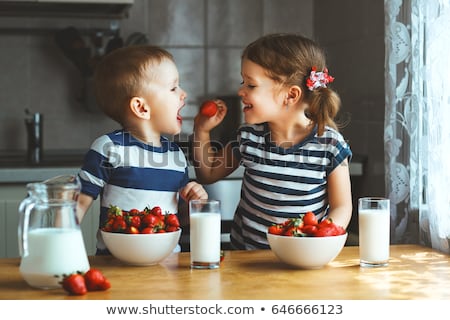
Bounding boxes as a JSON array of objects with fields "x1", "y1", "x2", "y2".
[{"x1": 306, "y1": 66, "x2": 335, "y2": 91}]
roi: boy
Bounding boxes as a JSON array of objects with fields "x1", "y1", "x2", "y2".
[{"x1": 77, "y1": 45, "x2": 207, "y2": 254}]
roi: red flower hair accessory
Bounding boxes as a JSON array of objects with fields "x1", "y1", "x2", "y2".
[{"x1": 306, "y1": 66, "x2": 335, "y2": 91}]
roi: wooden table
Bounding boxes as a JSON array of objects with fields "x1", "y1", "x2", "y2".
[{"x1": 0, "y1": 244, "x2": 449, "y2": 300}]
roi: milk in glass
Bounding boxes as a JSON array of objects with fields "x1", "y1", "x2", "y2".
[
  {"x1": 190, "y1": 213, "x2": 221, "y2": 267},
  {"x1": 358, "y1": 198, "x2": 390, "y2": 267}
]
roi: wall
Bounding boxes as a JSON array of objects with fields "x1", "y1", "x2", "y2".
[
  {"x1": 0, "y1": 0, "x2": 386, "y2": 230},
  {"x1": 0, "y1": 0, "x2": 313, "y2": 153},
  {"x1": 314, "y1": 0, "x2": 386, "y2": 232}
]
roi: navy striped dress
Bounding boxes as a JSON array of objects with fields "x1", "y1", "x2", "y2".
[
  {"x1": 78, "y1": 129, "x2": 189, "y2": 252},
  {"x1": 230, "y1": 123, "x2": 352, "y2": 249}
]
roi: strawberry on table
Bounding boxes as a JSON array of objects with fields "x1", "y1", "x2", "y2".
[
  {"x1": 84, "y1": 268, "x2": 111, "y2": 292},
  {"x1": 61, "y1": 273, "x2": 87, "y2": 296}
]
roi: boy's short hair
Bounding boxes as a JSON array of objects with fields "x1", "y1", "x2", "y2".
[{"x1": 93, "y1": 45, "x2": 174, "y2": 125}]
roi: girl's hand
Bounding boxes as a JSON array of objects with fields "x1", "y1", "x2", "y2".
[
  {"x1": 194, "y1": 99, "x2": 228, "y2": 133},
  {"x1": 179, "y1": 181, "x2": 208, "y2": 202}
]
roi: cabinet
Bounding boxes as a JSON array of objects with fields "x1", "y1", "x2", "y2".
[{"x1": 0, "y1": 185, "x2": 100, "y2": 258}]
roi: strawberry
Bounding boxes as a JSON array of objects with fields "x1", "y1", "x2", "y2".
[
  {"x1": 126, "y1": 225, "x2": 140, "y2": 234},
  {"x1": 140, "y1": 226, "x2": 156, "y2": 234},
  {"x1": 165, "y1": 225, "x2": 179, "y2": 232},
  {"x1": 107, "y1": 205, "x2": 123, "y2": 218},
  {"x1": 84, "y1": 268, "x2": 111, "y2": 291},
  {"x1": 165, "y1": 213, "x2": 180, "y2": 228},
  {"x1": 61, "y1": 273, "x2": 87, "y2": 295},
  {"x1": 200, "y1": 100, "x2": 218, "y2": 117},
  {"x1": 112, "y1": 216, "x2": 127, "y2": 232},
  {"x1": 142, "y1": 213, "x2": 163, "y2": 229},
  {"x1": 127, "y1": 215, "x2": 141, "y2": 228},
  {"x1": 128, "y1": 208, "x2": 141, "y2": 216},
  {"x1": 97, "y1": 278, "x2": 111, "y2": 291},
  {"x1": 150, "y1": 206, "x2": 163, "y2": 217}
]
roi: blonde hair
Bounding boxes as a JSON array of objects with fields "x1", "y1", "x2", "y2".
[
  {"x1": 94, "y1": 45, "x2": 174, "y2": 125},
  {"x1": 242, "y1": 33, "x2": 341, "y2": 136}
]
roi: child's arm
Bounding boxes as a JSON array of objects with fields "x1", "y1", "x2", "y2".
[
  {"x1": 192, "y1": 100, "x2": 240, "y2": 184},
  {"x1": 76, "y1": 193, "x2": 94, "y2": 223},
  {"x1": 325, "y1": 159, "x2": 353, "y2": 229}
]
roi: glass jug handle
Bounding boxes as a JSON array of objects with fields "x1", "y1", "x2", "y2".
[{"x1": 18, "y1": 198, "x2": 36, "y2": 257}]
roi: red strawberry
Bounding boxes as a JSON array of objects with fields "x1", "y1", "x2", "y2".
[
  {"x1": 84, "y1": 268, "x2": 111, "y2": 291},
  {"x1": 127, "y1": 215, "x2": 141, "y2": 228},
  {"x1": 140, "y1": 226, "x2": 156, "y2": 234},
  {"x1": 126, "y1": 225, "x2": 140, "y2": 234},
  {"x1": 200, "y1": 100, "x2": 218, "y2": 117},
  {"x1": 165, "y1": 225, "x2": 179, "y2": 232},
  {"x1": 61, "y1": 273, "x2": 87, "y2": 295},
  {"x1": 97, "y1": 278, "x2": 111, "y2": 291},
  {"x1": 112, "y1": 216, "x2": 127, "y2": 232},
  {"x1": 165, "y1": 213, "x2": 180, "y2": 228},
  {"x1": 150, "y1": 206, "x2": 163, "y2": 217}
]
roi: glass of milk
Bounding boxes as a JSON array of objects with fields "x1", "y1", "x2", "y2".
[
  {"x1": 358, "y1": 197, "x2": 390, "y2": 267},
  {"x1": 189, "y1": 199, "x2": 221, "y2": 269}
]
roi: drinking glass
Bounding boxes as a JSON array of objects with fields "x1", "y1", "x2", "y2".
[
  {"x1": 358, "y1": 197, "x2": 390, "y2": 267},
  {"x1": 189, "y1": 199, "x2": 221, "y2": 269}
]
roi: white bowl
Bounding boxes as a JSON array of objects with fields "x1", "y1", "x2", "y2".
[
  {"x1": 101, "y1": 229, "x2": 181, "y2": 266},
  {"x1": 267, "y1": 232, "x2": 348, "y2": 269}
]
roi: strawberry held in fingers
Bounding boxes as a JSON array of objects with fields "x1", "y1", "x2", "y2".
[{"x1": 200, "y1": 100, "x2": 218, "y2": 117}]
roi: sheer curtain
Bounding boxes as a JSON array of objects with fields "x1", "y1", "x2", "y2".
[{"x1": 385, "y1": 0, "x2": 450, "y2": 254}]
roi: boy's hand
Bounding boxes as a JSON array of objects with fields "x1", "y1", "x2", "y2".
[
  {"x1": 179, "y1": 181, "x2": 208, "y2": 202},
  {"x1": 178, "y1": 182, "x2": 208, "y2": 227}
]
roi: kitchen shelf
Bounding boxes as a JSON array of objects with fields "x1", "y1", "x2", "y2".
[
  {"x1": 0, "y1": 25, "x2": 119, "y2": 36},
  {"x1": 0, "y1": 1, "x2": 133, "y2": 19}
]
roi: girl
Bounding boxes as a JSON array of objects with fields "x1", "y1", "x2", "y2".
[{"x1": 193, "y1": 33, "x2": 352, "y2": 249}]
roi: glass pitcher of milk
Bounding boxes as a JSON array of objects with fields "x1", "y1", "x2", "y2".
[{"x1": 18, "y1": 175, "x2": 90, "y2": 289}]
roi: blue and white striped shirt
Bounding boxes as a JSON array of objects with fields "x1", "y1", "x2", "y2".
[
  {"x1": 230, "y1": 123, "x2": 352, "y2": 249},
  {"x1": 78, "y1": 130, "x2": 189, "y2": 251}
]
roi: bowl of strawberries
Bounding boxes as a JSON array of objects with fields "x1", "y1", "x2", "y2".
[
  {"x1": 267, "y1": 212, "x2": 347, "y2": 269},
  {"x1": 100, "y1": 205, "x2": 181, "y2": 266}
]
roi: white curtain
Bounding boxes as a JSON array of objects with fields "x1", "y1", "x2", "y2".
[{"x1": 385, "y1": 0, "x2": 450, "y2": 254}]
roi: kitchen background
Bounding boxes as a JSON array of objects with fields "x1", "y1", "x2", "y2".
[{"x1": 0, "y1": 0, "x2": 385, "y2": 254}]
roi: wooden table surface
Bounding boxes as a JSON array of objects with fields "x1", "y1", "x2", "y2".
[{"x1": 0, "y1": 244, "x2": 449, "y2": 300}]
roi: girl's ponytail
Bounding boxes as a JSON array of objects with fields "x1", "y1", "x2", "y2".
[{"x1": 306, "y1": 87, "x2": 341, "y2": 136}]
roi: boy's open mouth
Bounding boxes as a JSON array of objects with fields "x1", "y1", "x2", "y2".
[{"x1": 243, "y1": 104, "x2": 252, "y2": 112}]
